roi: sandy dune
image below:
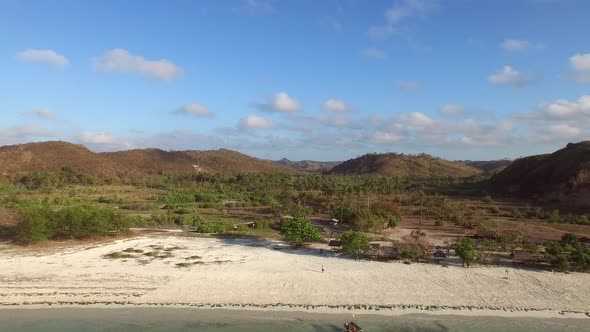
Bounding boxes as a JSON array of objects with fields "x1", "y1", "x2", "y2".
[{"x1": 1, "y1": 235, "x2": 589, "y2": 317}]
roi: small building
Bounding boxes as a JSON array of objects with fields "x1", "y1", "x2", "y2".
[
  {"x1": 365, "y1": 247, "x2": 400, "y2": 260},
  {"x1": 369, "y1": 242, "x2": 381, "y2": 249},
  {"x1": 433, "y1": 249, "x2": 447, "y2": 264},
  {"x1": 328, "y1": 240, "x2": 342, "y2": 251}
]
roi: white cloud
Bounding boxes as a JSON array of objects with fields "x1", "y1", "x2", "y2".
[
  {"x1": 362, "y1": 47, "x2": 386, "y2": 59},
  {"x1": 569, "y1": 53, "x2": 590, "y2": 83},
  {"x1": 394, "y1": 80, "x2": 421, "y2": 92},
  {"x1": 317, "y1": 115, "x2": 353, "y2": 128},
  {"x1": 541, "y1": 95, "x2": 590, "y2": 119},
  {"x1": 368, "y1": 0, "x2": 435, "y2": 39},
  {"x1": 548, "y1": 124, "x2": 581, "y2": 137},
  {"x1": 370, "y1": 132, "x2": 403, "y2": 144},
  {"x1": 93, "y1": 49, "x2": 183, "y2": 81},
  {"x1": 0, "y1": 125, "x2": 55, "y2": 146},
  {"x1": 76, "y1": 132, "x2": 133, "y2": 151},
  {"x1": 16, "y1": 49, "x2": 68, "y2": 68},
  {"x1": 239, "y1": 115, "x2": 274, "y2": 130},
  {"x1": 500, "y1": 39, "x2": 530, "y2": 52},
  {"x1": 23, "y1": 108, "x2": 56, "y2": 119},
  {"x1": 400, "y1": 112, "x2": 433, "y2": 127},
  {"x1": 488, "y1": 65, "x2": 538, "y2": 87},
  {"x1": 440, "y1": 104, "x2": 463, "y2": 115},
  {"x1": 173, "y1": 103, "x2": 214, "y2": 118},
  {"x1": 251, "y1": 92, "x2": 302, "y2": 113},
  {"x1": 78, "y1": 132, "x2": 117, "y2": 145},
  {"x1": 322, "y1": 99, "x2": 354, "y2": 113}
]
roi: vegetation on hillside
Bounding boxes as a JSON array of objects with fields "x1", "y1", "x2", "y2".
[
  {"x1": 328, "y1": 152, "x2": 482, "y2": 178},
  {"x1": 491, "y1": 141, "x2": 590, "y2": 207}
]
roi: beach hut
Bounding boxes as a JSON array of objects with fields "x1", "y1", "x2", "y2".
[
  {"x1": 433, "y1": 249, "x2": 447, "y2": 264},
  {"x1": 328, "y1": 240, "x2": 342, "y2": 251},
  {"x1": 365, "y1": 247, "x2": 400, "y2": 260}
]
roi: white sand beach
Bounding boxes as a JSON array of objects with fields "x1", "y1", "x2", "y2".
[{"x1": 1, "y1": 234, "x2": 589, "y2": 318}]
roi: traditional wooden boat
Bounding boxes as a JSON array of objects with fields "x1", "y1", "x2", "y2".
[{"x1": 344, "y1": 321, "x2": 364, "y2": 332}]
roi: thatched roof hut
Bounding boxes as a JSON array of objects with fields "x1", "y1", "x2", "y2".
[
  {"x1": 433, "y1": 249, "x2": 447, "y2": 258},
  {"x1": 328, "y1": 240, "x2": 342, "y2": 252},
  {"x1": 365, "y1": 247, "x2": 400, "y2": 260},
  {"x1": 432, "y1": 249, "x2": 447, "y2": 263},
  {"x1": 328, "y1": 240, "x2": 341, "y2": 247}
]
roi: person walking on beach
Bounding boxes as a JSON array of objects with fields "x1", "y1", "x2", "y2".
[{"x1": 321, "y1": 265, "x2": 325, "y2": 273}]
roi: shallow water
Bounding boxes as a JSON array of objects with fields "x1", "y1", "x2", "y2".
[{"x1": 0, "y1": 308, "x2": 588, "y2": 332}]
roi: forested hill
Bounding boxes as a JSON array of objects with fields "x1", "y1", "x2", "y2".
[
  {"x1": 490, "y1": 141, "x2": 590, "y2": 207},
  {"x1": 0, "y1": 141, "x2": 295, "y2": 180},
  {"x1": 274, "y1": 158, "x2": 341, "y2": 173},
  {"x1": 327, "y1": 153, "x2": 482, "y2": 178}
]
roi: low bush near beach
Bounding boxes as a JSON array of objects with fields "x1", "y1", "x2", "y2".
[{"x1": 15, "y1": 205, "x2": 132, "y2": 244}]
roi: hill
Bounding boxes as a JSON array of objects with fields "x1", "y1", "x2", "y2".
[
  {"x1": 274, "y1": 158, "x2": 341, "y2": 173},
  {"x1": 0, "y1": 141, "x2": 120, "y2": 180},
  {"x1": 490, "y1": 141, "x2": 590, "y2": 207},
  {"x1": 0, "y1": 141, "x2": 295, "y2": 180},
  {"x1": 459, "y1": 159, "x2": 512, "y2": 173},
  {"x1": 327, "y1": 153, "x2": 482, "y2": 178}
]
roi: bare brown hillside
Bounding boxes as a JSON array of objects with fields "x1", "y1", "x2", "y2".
[
  {"x1": 327, "y1": 153, "x2": 482, "y2": 178},
  {"x1": 0, "y1": 141, "x2": 295, "y2": 180},
  {"x1": 459, "y1": 159, "x2": 512, "y2": 173},
  {"x1": 491, "y1": 141, "x2": 590, "y2": 208},
  {"x1": 0, "y1": 141, "x2": 120, "y2": 180}
]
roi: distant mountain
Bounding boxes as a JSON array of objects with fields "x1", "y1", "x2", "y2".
[
  {"x1": 0, "y1": 141, "x2": 296, "y2": 181},
  {"x1": 459, "y1": 159, "x2": 512, "y2": 173},
  {"x1": 327, "y1": 153, "x2": 482, "y2": 178},
  {"x1": 490, "y1": 141, "x2": 590, "y2": 207},
  {"x1": 274, "y1": 158, "x2": 341, "y2": 173}
]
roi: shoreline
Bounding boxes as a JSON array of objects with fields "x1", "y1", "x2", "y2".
[
  {"x1": 2, "y1": 235, "x2": 590, "y2": 322},
  {"x1": 1, "y1": 301, "x2": 589, "y2": 320}
]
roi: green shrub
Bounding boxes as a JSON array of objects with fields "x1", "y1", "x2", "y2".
[
  {"x1": 549, "y1": 209, "x2": 560, "y2": 223},
  {"x1": 482, "y1": 196, "x2": 493, "y2": 203},
  {"x1": 254, "y1": 219, "x2": 272, "y2": 229},
  {"x1": 434, "y1": 219, "x2": 444, "y2": 226},
  {"x1": 490, "y1": 206, "x2": 500, "y2": 215},
  {"x1": 157, "y1": 190, "x2": 196, "y2": 205},
  {"x1": 510, "y1": 208, "x2": 523, "y2": 219},
  {"x1": 455, "y1": 237, "x2": 478, "y2": 267},
  {"x1": 351, "y1": 210, "x2": 397, "y2": 232},
  {"x1": 280, "y1": 217, "x2": 321, "y2": 245},
  {"x1": 15, "y1": 205, "x2": 131, "y2": 244},
  {"x1": 340, "y1": 231, "x2": 370, "y2": 257},
  {"x1": 15, "y1": 208, "x2": 53, "y2": 244},
  {"x1": 332, "y1": 207, "x2": 355, "y2": 223},
  {"x1": 401, "y1": 246, "x2": 421, "y2": 262}
]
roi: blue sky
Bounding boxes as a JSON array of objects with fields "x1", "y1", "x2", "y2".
[{"x1": 1, "y1": 0, "x2": 589, "y2": 161}]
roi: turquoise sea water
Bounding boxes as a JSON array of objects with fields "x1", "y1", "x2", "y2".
[{"x1": 0, "y1": 308, "x2": 588, "y2": 332}]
